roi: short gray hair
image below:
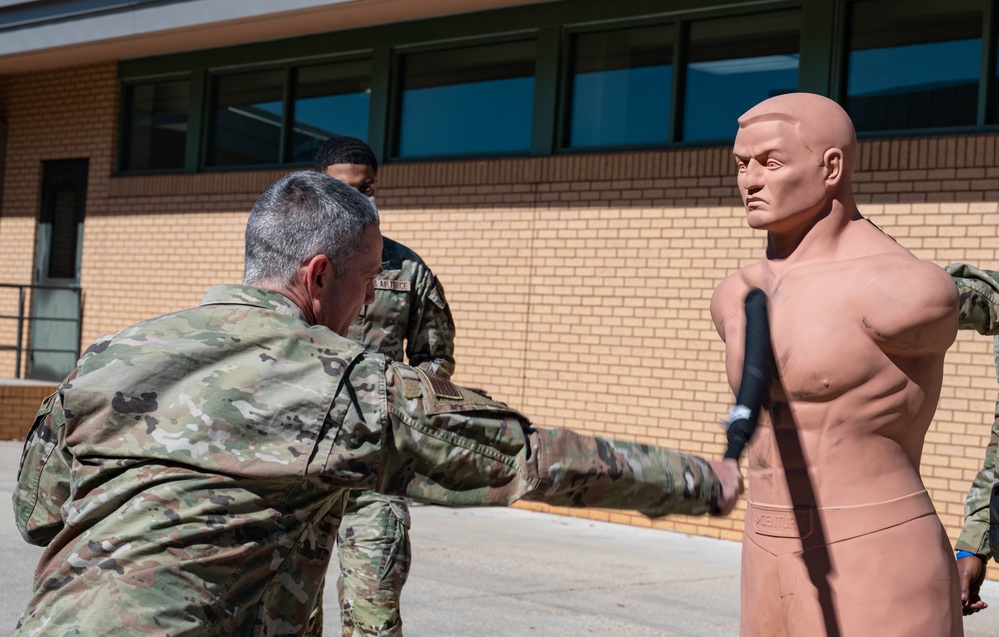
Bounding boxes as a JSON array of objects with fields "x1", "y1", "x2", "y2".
[{"x1": 243, "y1": 171, "x2": 379, "y2": 287}]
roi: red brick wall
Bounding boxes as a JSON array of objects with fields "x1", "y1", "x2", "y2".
[{"x1": 1, "y1": 62, "x2": 997, "y2": 554}]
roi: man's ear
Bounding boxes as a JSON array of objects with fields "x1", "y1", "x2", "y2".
[
  {"x1": 823, "y1": 148, "x2": 843, "y2": 188},
  {"x1": 303, "y1": 254, "x2": 333, "y2": 299}
]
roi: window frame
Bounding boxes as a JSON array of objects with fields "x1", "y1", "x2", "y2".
[
  {"x1": 200, "y1": 52, "x2": 376, "y2": 172},
  {"x1": 836, "y1": 0, "x2": 997, "y2": 138},
  {"x1": 834, "y1": 0, "x2": 999, "y2": 139},
  {"x1": 557, "y1": 17, "x2": 680, "y2": 152},
  {"x1": 116, "y1": 0, "x2": 999, "y2": 174},
  {"x1": 386, "y1": 30, "x2": 541, "y2": 162},
  {"x1": 117, "y1": 72, "x2": 193, "y2": 175}
]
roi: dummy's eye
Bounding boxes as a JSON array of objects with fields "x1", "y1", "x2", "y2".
[{"x1": 766, "y1": 159, "x2": 782, "y2": 170}]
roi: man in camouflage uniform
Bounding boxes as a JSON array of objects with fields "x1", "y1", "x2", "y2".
[
  {"x1": 13, "y1": 171, "x2": 744, "y2": 636},
  {"x1": 312, "y1": 136, "x2": 455, "y2": 636},
  {"x1": 947, "y1": 263, "x2": 999, "y2": 616}
]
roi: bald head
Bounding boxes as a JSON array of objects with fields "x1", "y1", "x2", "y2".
[{"x1": 738, "y1": 93, "x2": 856, "y2": 181}]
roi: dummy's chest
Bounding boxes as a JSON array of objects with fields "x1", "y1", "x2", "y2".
[{"x1": 765, "y1": 283, "x2": 876, "y2": 401}]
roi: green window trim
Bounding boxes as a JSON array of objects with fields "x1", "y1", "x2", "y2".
[{"x1": 115, "y1": 0, "x2": 999, "y2": 175}]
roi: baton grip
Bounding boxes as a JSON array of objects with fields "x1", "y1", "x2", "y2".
[{"x1": 723, "y1": 288, "x2": 773, "y2": 460}]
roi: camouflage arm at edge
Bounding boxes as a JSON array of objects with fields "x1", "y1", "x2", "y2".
[
  {"x1": 946, "y1": 263, "x2": 999, "y2": 335},
  {"x1": 946, "y1": 263, "x2": 999, "y2": 559},
  {"x1": 13, "y1": 390, "x2": 71, "y2": 546},
  {"x1": 956, "y1": 414, "x2": 999, "y2": 561}
]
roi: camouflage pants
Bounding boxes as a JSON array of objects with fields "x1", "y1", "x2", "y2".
[{"x1": 335, "y1": 490, "x2": 412, "y2": 637}]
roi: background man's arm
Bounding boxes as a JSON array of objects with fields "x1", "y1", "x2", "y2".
[
  {"x1": 948, "y1": 263, "x2": 999, "y2": 336},
  {"x1": 947, "y1": 262, "x2": 999, "y2": 614},
  {"x1": 406, "y1": 270, "x2": 456, "y2": 379}
]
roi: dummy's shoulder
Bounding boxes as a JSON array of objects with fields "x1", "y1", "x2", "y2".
[
  {"x1": 712, "y1": 264, "x2": 764, "y2": 311},
  {"x1": 873, "y1": 253, "x2": 955, "y2": 300}
]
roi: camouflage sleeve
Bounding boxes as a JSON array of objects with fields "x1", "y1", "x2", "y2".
[
  {"x1": 13, "y1": 389, "x2": 72, "y2": 546},
  {"x1": 956, "y1": 413, "x2": 999, "y2": 561},
  {"x1": 406, "y1": 266, "x2": 456, "y2": 379},
  {"x1": 945, "y1": 263, "x2": 999, "y2": 559},
  {"x1": 375, "y1": 362, "x2": 720, "y2": 517},
  {"x1": 945, "y1": 263, "x2": 999, "y2": 335}
]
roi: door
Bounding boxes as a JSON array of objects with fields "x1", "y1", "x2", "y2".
[{"x1": 29, "y1": 159, "x2": 87, "y2": 381}]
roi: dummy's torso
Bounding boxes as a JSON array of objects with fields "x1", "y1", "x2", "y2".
[{"x1": 713, "y1": 221, "x2": 957, "y2": 510}]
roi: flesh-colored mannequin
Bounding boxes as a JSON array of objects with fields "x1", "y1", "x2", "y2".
[{"x1": 711, "y1": 93, "x2": 962, "y2": 637}]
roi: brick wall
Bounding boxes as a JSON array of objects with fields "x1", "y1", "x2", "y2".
[
  {"x1": 0, "y1": 381, "x2": 57, "y2": 440},
  {"x1": 1, "y1": 63, "x2": 997, "y2": 556}
]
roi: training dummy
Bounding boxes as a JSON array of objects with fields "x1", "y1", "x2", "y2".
[{"x1": 711, "y1": 93, "x2": 962, "y2": 637}]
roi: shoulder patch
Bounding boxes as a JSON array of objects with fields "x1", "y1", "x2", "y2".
[
  {"x1": 416, "y1": 368, "x2": 462, "y2": 400},
  {"x1": 402, "y1": 378, "x2": 423, "y2": 399}
]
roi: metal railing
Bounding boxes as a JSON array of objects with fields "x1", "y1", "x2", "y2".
[{"x1": 0, "y1": 283, "x2": 82, "y2": 379}]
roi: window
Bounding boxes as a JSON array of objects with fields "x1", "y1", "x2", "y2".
[
  {"x1": 396, "y1": 39, "x2": 536, "y2": 158},
  {"x1": 565, "y1": 24, "x2": 674, "y2": 148},
  {"x1": 121, "y1": 80, "x2": 189, "y2": 171},
  {"x1": 119, "y1": 0, "x2": 999, "y2": 170},
  {"x1": 845, "y1": 0, "x2": 981, "y2": 132},
  {"x1": 208, "y1": 70, "x2": 285, "y2": 167},
  {"x1": 683, "y1": 11, "x2": 800, "y2": 142},
  {"x1": 289, "y1": 60, "x2": 371, "y2": 163}
]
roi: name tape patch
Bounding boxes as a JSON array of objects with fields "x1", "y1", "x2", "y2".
[{"x1": 375, "y1": 280, "x2": 411, "y2": 292}]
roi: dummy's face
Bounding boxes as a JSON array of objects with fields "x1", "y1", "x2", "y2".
[
  {"x1": 733, "y1": 120, "x2": 830, "y2": 232},
  {"x1": 317, "y1": 223, "x2": 383, "y2": 336},
  {"x1": 323, "y1": 163, "x2": 377, "y2": 198}
]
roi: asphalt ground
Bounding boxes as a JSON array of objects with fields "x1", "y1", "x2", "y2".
[{"x1": 2, "y1": 440, "x2": 998, "y2": 636}]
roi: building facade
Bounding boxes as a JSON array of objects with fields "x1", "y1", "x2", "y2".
[{"x1": 1, "y1": 0, "x2": 997, "y2": 551}]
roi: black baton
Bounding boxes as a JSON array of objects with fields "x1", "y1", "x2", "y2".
[{"x1": 723, "y1": 288, "x2": 773, "y2": 460}]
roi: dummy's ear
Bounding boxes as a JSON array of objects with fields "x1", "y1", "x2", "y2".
[
  {"x1": 303, "y1": 254, "x2": 333, "y2": 298},
  {"x1": 823, "y1": 148, "x2": 844, "y2": 188}
]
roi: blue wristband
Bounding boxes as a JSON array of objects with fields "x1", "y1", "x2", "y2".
[{"x1": 956, "y1": 550, "x2": 976, "y2": 559}]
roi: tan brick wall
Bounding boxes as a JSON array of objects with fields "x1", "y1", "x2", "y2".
[
  {"x1": 0, "y1": 381, "x2": 57, "y2": 440},
  {"x1": 1, "y1": 63, "x2": 998, "y2": 560},
  {"x1": 0, "y1": 62, "x2": 118, "y2": 377}
]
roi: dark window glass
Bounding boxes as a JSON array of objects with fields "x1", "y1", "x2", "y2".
[
  {"x1": 208, "y1": 70, "x2": 284, "y2": 166},
  {"x1": 847, "y1": 1, "x2": 981, "y2": 131},
  {"x1": 122, "y1": 80, "x2": 189, "y2": 171},
  {"x1": 397, "y1": 40, "x2": 536, "y2": 158},
  {"x1": 40, "y1": 160, "x2": 87, "y2": 281},
  {"x1": 289, "y1": 60, "x2": 372, "y2": 163},
  {"x1": 566, "y1": 25, "x2": 673, "y2": 148},
  {"x1": 683, "y1": 11, "x2": 800, "y2": 142}
]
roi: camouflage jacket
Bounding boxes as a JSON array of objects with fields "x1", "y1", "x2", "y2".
[
  {"x1": 947, "y1": 263, "x2": 999, "y2": 561},
  {"x1": 347, "y1": 237, "x2": 455, "y2": 378},
  {"x1": 13, "y1": 284, "x2": 721, "y2": 636}
]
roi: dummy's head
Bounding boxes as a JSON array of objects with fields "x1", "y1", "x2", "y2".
[
  {"x1": 733, "y1": 93, "x2": 857, "y2": 231},
  {"x1": 737, "y1": 93, "x2": 856, "y2": 178}
]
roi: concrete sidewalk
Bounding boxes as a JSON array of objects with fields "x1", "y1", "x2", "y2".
[{"x1": 2, "y1": 439, "x2": 999, "y2": 636}]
